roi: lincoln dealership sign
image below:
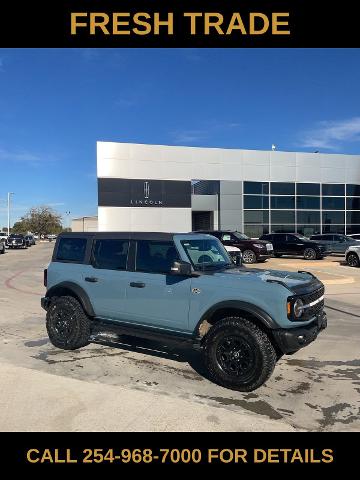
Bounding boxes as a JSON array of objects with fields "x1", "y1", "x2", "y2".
[{"x1": 98, "y1": 178, "x2": 191, "y2": 208}]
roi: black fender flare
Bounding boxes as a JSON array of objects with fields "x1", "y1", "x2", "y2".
[
  {"x1": 46, "y1": 282, "x2": 95, "y2": 317},
  {"x1": 194, "y1": 300, "x2": 279, "y2": 334}
]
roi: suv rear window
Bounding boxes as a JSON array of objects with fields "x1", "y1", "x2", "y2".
[
  {"x1": 135, "y1": 241, "x2": 179, "y2": 274},
  {"x1": 56, "y1": 237, "x2": 87, "y2": 263},
  {"x1": 92, "y1": 239, "x2": 129, "y2": 270}
]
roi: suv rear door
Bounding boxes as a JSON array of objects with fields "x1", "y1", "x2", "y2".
[
  {"x1": 81, "y1": 237, "x2": 131, "y2": 320},
  {"x1": 123, "y1": 240, "x2": 192, "y2": 331}
]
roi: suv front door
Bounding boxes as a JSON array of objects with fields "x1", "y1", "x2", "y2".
[
  {"x1": 285, "y1": 234, "x2": 305, "y2": 255},
  {"x1": 124, "y1": 240, "x2": 192, "y2": 331}
]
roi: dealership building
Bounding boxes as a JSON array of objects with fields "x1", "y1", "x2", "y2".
[{"x1": 95, "y1": 141, "x2": 360, "y2": 238}]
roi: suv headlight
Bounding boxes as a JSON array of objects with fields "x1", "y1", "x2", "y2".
[
  {"x1": 293, "y1": 299, "x2": 304, "y2": 318},
  {"x1": 253, "y1": 243, "x2": 264, "y2": 248}
]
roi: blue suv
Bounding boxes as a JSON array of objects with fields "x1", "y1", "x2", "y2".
[{"x1": 41, "y1": 232, "x2": 327, "y2": 391}]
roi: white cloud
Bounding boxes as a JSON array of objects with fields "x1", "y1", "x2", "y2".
[
  {"x1": 300, "y1": 117, "x2": 360, "y2": 150},
  {"x1": 171, "y1": 121, "x2": 242, "y2": 144},
  {"x1": 0, "y1": 148, "x2": 55, "y2": 167}
]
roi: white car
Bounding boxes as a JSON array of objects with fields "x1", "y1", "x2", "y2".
[
  {"x1": 224, "y1": 245, "x2": 242, "y2": 264},
  {"x1": 345, "y1": 245, "x2": 360, "y2": 267},
  {"x1": 347, "y1": 234, "x2": 360, "y2": 242}
]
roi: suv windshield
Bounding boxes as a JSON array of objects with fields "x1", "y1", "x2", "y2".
[
  {"x1": 9, "y1": 234, "x2": 23, "y2": 238},
  {"x1": 181, "y1": 238, "x2": 233, "y2": 271},
  {"x1": 233, "y1": 232, "x2": 249, "y2": 240}
]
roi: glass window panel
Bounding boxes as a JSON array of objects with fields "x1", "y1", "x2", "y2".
[
  {"x1": 136, "y1": 241, "x2": 180, "y2": 274},
  {"x1": 270, "y1": 196, "x2": 295, "y2": 209},
  {"x1": 244, "y1": 195, "x2": 269, "y2": 209},
  {"x1": 297, "y1": 211, "x2": 321, "y2": 224},
  {"x1": 322, "y1": 184, "x2": 345, "y2": 196},
  {"x1": 296, "y1": 196, "x2": 320, "y2": 209},
  {"x1": 270, "y1": 182, "x2": 295, "y2": 195},
  {"x1": 271, "y1": 225, "x2": 295, "y2": 233},
  {"x1": 322, "y1": 197, "x2": 345, "y2": 210},
  {"x1": 56, "y1": 238, "x2": 87, "y2": 263},
  {"x1": 346, "y1": 225, "x2": 360, "y2": 234},
  {"x1": 322, "y1": 211, "x2": 345, "y2": 224},
  {"x1": 346, "y1": 184, "x2": 360, "y2": 196},
  {"x1": 347, "y1": 211, "x2": 360, "y2": 224},
  {"x1": 243, "y1": 182, "x2": 269, "y2": 195},
  {"x1": 244, "y1": 210, "x2": 269, "y2": 224},
  {"x1": 270, "y1": 211, "x2": 295, "y2": 224},
  {"x1": 243, "y1": 225, "x2": 269, "y2": 238},
  {"x1": 296, "y1": 183, "x2": 320, "y2": 195},
  {"x1": 346, "y1": 197, "x2": 360, "y2": 210},
  {"x1": 322, "y1": 224, "x2": 345, "y2": 234},
  {"x1": 296, "y1": 225, "x2": 321, "y2": 236},
  {"x1": 92, "y1": 239, "x2": 129, "y2": 270}
]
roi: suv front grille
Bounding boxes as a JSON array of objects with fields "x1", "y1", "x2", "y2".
[{"x1": 301, "y1": 285, "x2": 325, "y2": 320}]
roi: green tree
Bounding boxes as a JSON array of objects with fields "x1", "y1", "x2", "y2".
[
  {"x1": 19, "y1": 206, "x2": 63, "y2": 236},
  {"x1": 11, "y1": 220, "x2": 29, "y2": 234}
]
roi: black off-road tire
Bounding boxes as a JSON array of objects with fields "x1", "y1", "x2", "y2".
[
  {"x1": 203, "y1": 317, "x2": 277, "y2": 392},
  {"x1": 46, "y1": 296, "x2": 91, "y2": 350}
]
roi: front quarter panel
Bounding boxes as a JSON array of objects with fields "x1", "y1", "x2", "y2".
[{"x1": 187, "y1": 273, "x2": 291, "y2": 332}]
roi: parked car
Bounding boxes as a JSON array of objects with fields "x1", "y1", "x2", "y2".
[
  {"x1": 260, "y1": 233, "x2": 328, "y2": 260},
  {"x1": 41, "y1": 232, "x2": 327, "y2": 392},
  {"x1": 345, "y1": 245, "x2": 360, "y2": 267},
  {"x1": 347, "y1": 234, "x2": 360, "y2": 241},
  {"x1": 224, "y1": 245, "x2": 242, "y2": 264},
  {"x1": 0, "y1": 238, "x2": 5, "y2": 254},
  {"x1": 195, "y1": 230, "x2": 273, "y2": 264},
  {"x1": 6, "y1": 234, "x2": 27, "y2": 249},
  {"x1": 0, "y1": 232, "x2": 8, "y2": 241},
  {"x1": 24, "y1": 235, "x2": 36, "y2": 246},
  {"x1": 310, "y1": 234, "x2": 358, "y2": 254}
]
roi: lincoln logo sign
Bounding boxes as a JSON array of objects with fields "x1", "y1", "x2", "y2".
[
  {"x1": 130, "y1": 181, "x2": 163, "y2": 206},
  {"x1": 98, "y1": 178, "x2": 191, "y2": 208},
  {"x1": 144, "y1": 181, "x2": 150, "y2": 199}
]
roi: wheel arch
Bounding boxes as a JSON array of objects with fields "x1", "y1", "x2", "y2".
[
  {"x1": 195, "y1": 300, "x2": 278, "y2": 337},
  {"x1": 46, "y1": 282, "x2": 95, "y2": 317}
]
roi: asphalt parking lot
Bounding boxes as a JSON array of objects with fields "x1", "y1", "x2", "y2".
[{"x1": 0, "y1": 243, "x2": 359, "y2": 432}]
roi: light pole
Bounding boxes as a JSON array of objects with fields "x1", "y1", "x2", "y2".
[
  {"x1": 65, "y1": 211, "x2": 71, "y2": 230},
  {"x1": 7, "y1": 192, "x2": 14, "y2": 236}
]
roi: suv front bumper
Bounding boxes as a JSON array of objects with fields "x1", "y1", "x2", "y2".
[{"x1": 273, "y1": 312, "x2": 327, "y2": 354}]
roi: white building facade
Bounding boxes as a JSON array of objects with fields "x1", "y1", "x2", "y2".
[{"x1": 97, "y1": 141, "x2": 360, "y2": 237}]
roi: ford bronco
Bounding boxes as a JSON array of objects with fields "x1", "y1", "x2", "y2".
[{"x1": 41, "y1": 232, "x2": 327, "y2": 391}]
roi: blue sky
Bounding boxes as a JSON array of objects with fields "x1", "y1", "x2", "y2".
[{"x1": 1, "y1": 48, "x2": 360, "y2": 228}]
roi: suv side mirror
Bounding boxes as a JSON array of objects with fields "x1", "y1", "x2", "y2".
[{"x1": 171, "y1": 260, "x2": 192, "y2": 276}]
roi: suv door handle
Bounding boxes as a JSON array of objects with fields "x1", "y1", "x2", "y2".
[
  {"x1": 130, "y1": 282, "x2": 146, "y2": 288},
  {"x1": 85, "y1": 277, "x2": 99, "y2": 283}
]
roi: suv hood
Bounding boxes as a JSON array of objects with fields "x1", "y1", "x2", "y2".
[{"x1": 210, "y1": 267, "x2": 322, "y2": 294}]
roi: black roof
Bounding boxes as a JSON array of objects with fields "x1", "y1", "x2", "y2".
[{"x1": 58, "y1": 232, "x2": 178, "y2": 241}]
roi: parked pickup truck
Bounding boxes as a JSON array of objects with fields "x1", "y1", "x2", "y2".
[{"x1": 41, "y1": 232, "x2": 327, "y2": 391}]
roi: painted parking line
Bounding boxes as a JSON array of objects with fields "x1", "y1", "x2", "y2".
[{"x1": 4, "y1": 270, "x2": 43, "y2": 296}]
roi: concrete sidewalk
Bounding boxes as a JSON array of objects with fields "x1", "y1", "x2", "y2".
[{"x1": 0, "y1": 362, "x2": 296, "y2": 432}]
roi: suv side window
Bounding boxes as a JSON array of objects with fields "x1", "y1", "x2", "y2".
[
  {"x1": 56, "y1": 237, "x2": 87, "y2": 263},
  {"x1": 92, "y1": 239, "x2": 129, "y2": 270},
  {"x1": 135, "y1": 240, "x2": 180, "y2": 274}
]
